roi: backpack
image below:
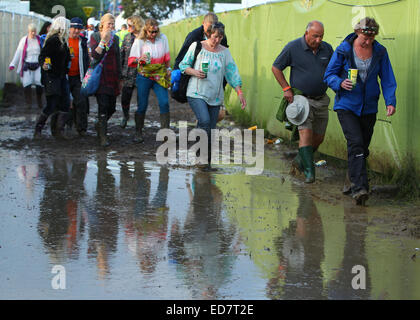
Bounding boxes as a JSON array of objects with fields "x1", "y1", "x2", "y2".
[{"x1": 171, "y1": 41, "x2": 202, "y2": 103}]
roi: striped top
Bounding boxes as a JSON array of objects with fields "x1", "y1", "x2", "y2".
[{"x1": 128, "y1": 33, "x2": 170, "y2": 68}]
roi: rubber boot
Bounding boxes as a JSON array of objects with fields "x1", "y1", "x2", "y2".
[
  {"x1": 98, "y1": 114, "x2": 110, "y2": 147},
  {"x1": 120, "y1": 106, "x2": 130, "y2": 128},
  {"x1": 36, "y1": 87, "x2": 43, "y2": 109},
  {"x1": 56, "y1": 111, "x2": 71, "y2": 140},
  {"x1": 291, "y1": 153, "x2": 304, "y2": 175},
  {"x1": 50, "y1": 112, "x2": 58, "y2": 137},
  {"x1": 160, "y1": 112, "x2": 170, "y2": 129},
  {"x1": 299, "y1": 146, "x2": 315, "y2": 184},
  {"x1": 24, "y1": 86, "x2": 32, "y2": 109},
  {"x1": 133, "y1": 112, "x2": 145, "y2": 143},
  {"x1": 33, "y1": 113, "x2": 48, "y2": 139}
]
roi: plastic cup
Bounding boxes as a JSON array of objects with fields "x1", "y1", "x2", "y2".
[
  {"x1": 348, "y1": 69, "x2": 358, "y2": 88},
  {"x1": 201, "y1": 61, "x2": 209, "y2": 78}
]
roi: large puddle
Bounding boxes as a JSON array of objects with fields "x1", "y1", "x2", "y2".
[{"x1": 0, "y1": 147, "x2": 419, "y2": 299}]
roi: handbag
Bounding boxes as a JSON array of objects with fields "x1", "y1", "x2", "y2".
[
  {"x1": 80, "y1": 35, "x2": 114, "y2": 97},
  {"x1": 171, "y1": 41, "x2": 202, "y2": 103},
  {"x1": 23, "y1": 62, "x2": 40, "y2": 71}
]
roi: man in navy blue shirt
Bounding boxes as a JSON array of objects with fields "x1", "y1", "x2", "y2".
[{"x1": 272, "y1": 21, "x2": 333, "y2": 183}]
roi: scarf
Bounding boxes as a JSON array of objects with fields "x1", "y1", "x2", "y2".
[
  {"x1": 21, "y1": 35, "x2": 41, "y2": 77},
  {"x1": 138, "y1": 63, "x2": 170, "y2": 89}
]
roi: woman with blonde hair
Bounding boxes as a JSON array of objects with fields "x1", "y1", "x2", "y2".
[
  {"x1": 35, "y1": 17, "x2": 71, "y2": 139},
  {"x1": 119, "y1": 15, "x2": 144, "y2": 129},
  {"x1": 9, "y1": 23, "x2": 43, "y2": 109},
  {"x1": 90, "y1": 13, "x2": 121, "y2": 147},
  {"x1": 128, "y1": 18, "x2": 171, "y2": 143}
]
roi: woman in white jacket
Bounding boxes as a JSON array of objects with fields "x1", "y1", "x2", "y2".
[{"x1": 9, "y1": 23, "x2": 43, "y2": 109}]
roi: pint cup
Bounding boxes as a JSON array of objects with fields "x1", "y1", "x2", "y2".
[
  {"x1": 201, "y1": 61, "x2": 209, "y2": 78},
  {"x1": 348, "y1": 69, "x2": 358, "y2": 88},
  {"x1": 45, "y1": 57, "x2": 52, "y2": 70},
  {"x1": 145, "y1": 52, "x2": 151, "y2": 64}
]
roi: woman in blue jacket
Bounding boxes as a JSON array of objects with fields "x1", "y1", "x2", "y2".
[{"x1": 324, "y1": 17, "x2": 397, "y2": 205}]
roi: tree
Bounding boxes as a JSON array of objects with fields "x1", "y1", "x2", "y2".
[
  {"x1": 30, "y1": 0, "x2": 100, "y2": 24},
  {"x1": 121, "y1": 0, "x2": 184, "y2": 21}
]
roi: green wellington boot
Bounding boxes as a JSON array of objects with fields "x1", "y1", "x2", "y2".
[{"x1": 299, "y1": 146, "x2": 315, "y2": 183}]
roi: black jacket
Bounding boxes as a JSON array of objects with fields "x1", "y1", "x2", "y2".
[
  {"x1": 39, "y1": 34, "x2": 71, "y2": 78},
  {"x1": 173, "y1": 25, "x2": 229, "y2": 70}
]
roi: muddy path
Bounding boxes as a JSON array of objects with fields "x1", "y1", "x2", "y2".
[{"x1": 1, "y1": 84, "x2": 420, "y2": 300}]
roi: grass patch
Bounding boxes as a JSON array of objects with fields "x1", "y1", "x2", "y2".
[
  {"x1": 390, "y1": 154, "x2": 420, "y2": 199},
  {"x1": 228, "y1": 107, "x2": 253, "y2": 128}
]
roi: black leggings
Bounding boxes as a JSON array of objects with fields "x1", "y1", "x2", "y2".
[
  {"x1": 96, "y1": 93, "x2": 116, "y2": 119},
  {"x1": 337, "y1": 109, "x2": 376, "y2": 192}
]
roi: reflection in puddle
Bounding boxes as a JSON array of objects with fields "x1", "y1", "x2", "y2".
[{"x1": 0, "y1": 151, "x2": 419, "y2": 299}]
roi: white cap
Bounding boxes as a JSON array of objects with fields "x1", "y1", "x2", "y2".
[{"x1": 87, "y1": 17, "x2": 95, "y2": 26}]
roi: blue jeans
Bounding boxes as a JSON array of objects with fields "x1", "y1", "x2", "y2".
[
  {"x1": 187, "y1": 97, "x2": 220, "y2": 162},
  {"x1": 136, "y1": 74, "x2": 169, "y2": 115}
]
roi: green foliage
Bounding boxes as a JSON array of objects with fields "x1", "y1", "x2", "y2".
[
  {"x1": 121, "y1": 0, "x2": 183, "y2": 21},
  {"x1": 391, "y1": 154, "x2": 420, "y2": 199},
  {"x1": 30, "y1": 0, "x2": 100, "y2": 24}
]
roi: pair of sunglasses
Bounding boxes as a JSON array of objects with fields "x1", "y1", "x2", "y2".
[
  {"x1": 360, "y1": 26, "x2": 378, "y2": 35},
  {"x1": 148, "y1": 30, "x2": 158, "y2": 34}
]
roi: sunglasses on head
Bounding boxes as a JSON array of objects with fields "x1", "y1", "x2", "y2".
[{"x1": 360, "y1": 26, "x2": 378, "y2": 35}]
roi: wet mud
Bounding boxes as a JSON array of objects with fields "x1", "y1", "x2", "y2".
[{"x1": 0, "y1": 84, "x2": 419, "y2": 299}]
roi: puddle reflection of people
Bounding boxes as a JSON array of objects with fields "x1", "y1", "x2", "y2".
[
  {"x1": 17, "y1": 163, "x2": 39, "y2": 197},
  {"x1": 121, "y1": 163, "x2": 170, "y2": 275},
  {"x1": 87, "y1": 159, "x2": 119, "y2": 279},
  {"x1": 37, "y1": 157, "x2": 87, "y2": 262},
  {"x1": 268, "y1": 188, "x2": 324, "y2": 299},
  {"x1": 327, "y1": 202, "x2": 370, "y2": 299},
  {"x1": 168, "y1": 171, "x2": 236, "y2": 299}
]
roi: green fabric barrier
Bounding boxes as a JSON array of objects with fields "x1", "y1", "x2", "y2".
[{"x1": 162, "y1": 0, "x2": 418, "y2": 173}]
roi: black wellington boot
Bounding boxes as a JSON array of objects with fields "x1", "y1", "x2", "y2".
[
  {"x1": 133, "y1": 112, "x2": 145, "y2": 143},
  {"x1": 120, "y1": 106, "x2": 130, "y2": 129},
  {"x1": 33, "y1": 113, "x2": 48, "y2": 139},
  {"x1": 98, "y1": 114, "x2": 110, "y2": 147}
]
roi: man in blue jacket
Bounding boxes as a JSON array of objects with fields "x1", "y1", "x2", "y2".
[{"x1": 324, "y1": 17, "x2": 397, "y2": 205}]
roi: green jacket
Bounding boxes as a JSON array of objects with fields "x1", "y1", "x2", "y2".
[{"x1": 276, "y1": 88, "x2": 303, "y2": 142}]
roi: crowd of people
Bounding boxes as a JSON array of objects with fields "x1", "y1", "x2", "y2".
[
  {"x1": 8, "y1": 12, "x2": 245, "y2": 150},
  {"x1": 8, "y1": 11, "x2": 396, "y2": 205}
]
